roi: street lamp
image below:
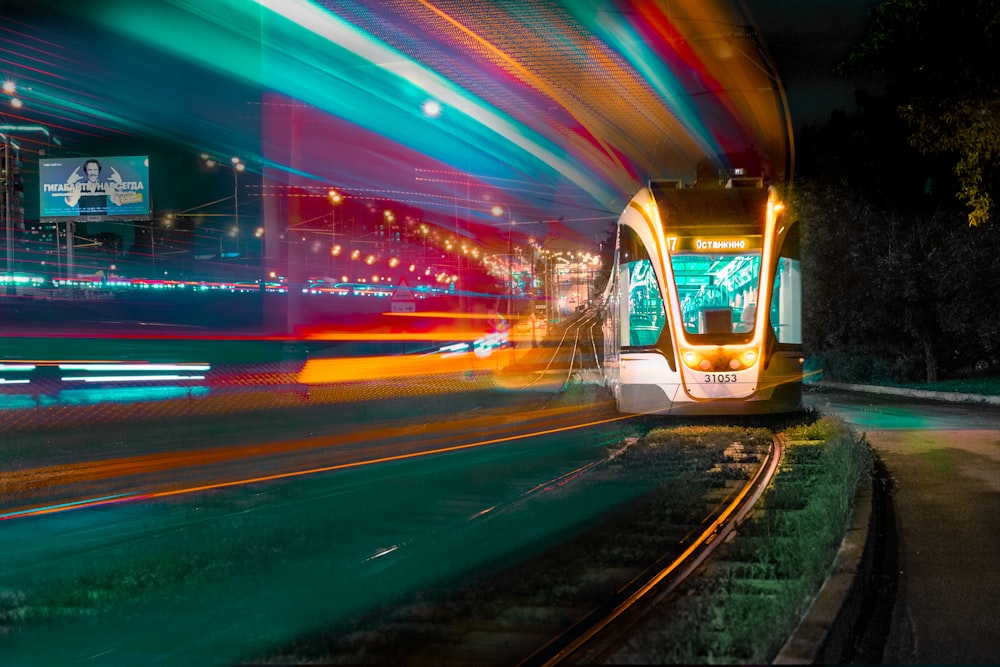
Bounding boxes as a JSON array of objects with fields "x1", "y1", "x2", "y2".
[
  {"x1": 491, "y1": 205, "x2": 515, "y2": 320},
  {"x1": 328, "y1": 189, "x2": 342, "y2": 242},
  {"x1": 200, "y1": 153, "x2": 245, "y2": 247},
  {"x1": 228, "y1": 225, "x2": 239, "y2": 256},
  {"x1": 2, "y1": 80, "x2": 22, "y2": 111},
  {"x1": 383, "y1": 208, "x2": 396, "y2": 256}
]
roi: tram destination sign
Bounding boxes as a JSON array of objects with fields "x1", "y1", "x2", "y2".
[{"x1": 667, "y1": 235, "x2": 762, "y2": 253}]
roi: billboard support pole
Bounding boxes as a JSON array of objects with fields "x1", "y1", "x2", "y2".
[
  {"x1": 55, "y1": 222, "x2": 61, "y2": 280},
  {"x1": 66, "y1": 219, "x2": 74, "y2": 281}
]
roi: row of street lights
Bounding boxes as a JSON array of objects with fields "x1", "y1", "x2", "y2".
[{"x1": 488, "y1": 206, "x2": 605, "y2": 325}]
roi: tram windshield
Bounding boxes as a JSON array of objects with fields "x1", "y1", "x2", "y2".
[{"x1": 670, "y1": 251, "x2": 761, "y2": 336}]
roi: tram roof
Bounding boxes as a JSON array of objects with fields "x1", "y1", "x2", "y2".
[{"x1": 649, "y1": 183, "x2": 769, "y2": 230}]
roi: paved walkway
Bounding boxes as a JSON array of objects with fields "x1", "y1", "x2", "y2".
[{"x1": 806, "y1": 385, "x2": 1000, "y2": 664}]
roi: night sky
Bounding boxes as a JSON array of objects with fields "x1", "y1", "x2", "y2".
[{"x1": 749, "y1": 0, "x2": 882, "y2": 130}]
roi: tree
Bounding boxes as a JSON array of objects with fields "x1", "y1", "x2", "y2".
[
  {"x1": 795, "y1": 175, "x2": 1000, "y2": 383},
  {"x1": 841, "y1": 0, "x2": 1000, "y2": 225}
]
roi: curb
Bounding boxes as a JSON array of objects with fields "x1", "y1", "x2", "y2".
[
  {"x1": 772, "y1": 473, "x2": 874, "y2": 664},
  {"x1": 807, "y1": 381, "x2": 1000, "y2": 405}
]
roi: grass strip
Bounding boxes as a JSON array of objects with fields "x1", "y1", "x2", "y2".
[{"x1": 613, "y1": 415, "x2": 871, "y2": 664}]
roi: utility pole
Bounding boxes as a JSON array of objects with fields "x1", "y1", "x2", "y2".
[{"x1": 1, "y1": 134, "x2": 12, "y2": 284}]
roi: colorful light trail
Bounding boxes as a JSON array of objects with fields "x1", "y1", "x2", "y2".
[{"x1": 2, "y1": 0, "x2": 791, "y2": 235}]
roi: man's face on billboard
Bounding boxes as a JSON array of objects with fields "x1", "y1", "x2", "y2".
[{"x1": 85, "y1": 162, "x2": 100, "y2": 181}]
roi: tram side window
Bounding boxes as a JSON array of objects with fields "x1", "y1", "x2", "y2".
[
  {"x1": 770, "y1": 224, "x2": 802, "y2": 344},
  {"x1": 626, "y1": 260, "x2": 665, "y2": 346},
  {"x1": 619, "y1": 228, "x2": 665, "y2": 347}
]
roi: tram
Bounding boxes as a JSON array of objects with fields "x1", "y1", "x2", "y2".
[{"x1": 602, "y1": 175, "x2": 802, "y2": 415}]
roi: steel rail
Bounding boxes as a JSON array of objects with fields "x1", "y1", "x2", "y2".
[
  {"x1": 516, "y1": 312, "x2": 594, "y2": 390},
  {"x1": 555, "y1": 313, "x2": 600, "y2": 390},
  {"x1": 520, "y1": 434, "x2": 784, "y2": 666}
]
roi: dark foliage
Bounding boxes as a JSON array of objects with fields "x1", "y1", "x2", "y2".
[
  {"x1": 797, "y1": 178, "x2": 1000, "y2": 382},
  {"x1": 836, "y1": 0, "x2": 1000, "y2": 226},
  {"x1": 793, "y1": 0, "x2": 1000, "y2": 382}
]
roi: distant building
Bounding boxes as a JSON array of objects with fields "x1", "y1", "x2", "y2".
[{"x1": 0, "y1": 136, "x2": 26, "y2": 269}]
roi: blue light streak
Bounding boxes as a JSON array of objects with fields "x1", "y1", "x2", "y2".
[{"x1": 0, "y1": 493, "x2": 137, "y2": 521}]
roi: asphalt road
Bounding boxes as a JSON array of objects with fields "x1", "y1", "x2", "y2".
[
  {"x1": 0, "y1": 317, "x2": 619, "y2": 664},
  {"x1": 0, "y1": 390, "x2": 628, "y2": 664},
  {"x1": 806, "y1": 390, "x2": 1000, "y2": 664}
]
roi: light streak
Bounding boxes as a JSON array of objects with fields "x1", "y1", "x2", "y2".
[
  {"x1": 0, "y1": 493, "x2": 137, "y2": 520},
  {"x1": 298, "y1": 346, "x2": 532, "y2": 383},
  {"x1": 469, "y1": 506, "x2": 495, "y2": 519},
  {"x1": 252, "y1": 0, "x2": 621, "y2": 207},
  {"x1": 58, "y1": 364, "x2": 211, "y2": 371},
  {"x1": 5, "y1": 0, "x2": 791, "y2": 238},
  {"x1": 301, "y1": 330, "x2": 505, "y2": 343},
  {"x1": 61, "y1": 375, "x2": 206, "y2": 383},
  {"x1": 1, "y1": 409, "x2": 634, "y2": 522},
  {"x1": 386, "y1": 311, "x2": 511, "y2": 320},
  {"x1": 520, "y1": 460, "x2": 600, "y2": 498},
  {"x1": 366, "y1": 545, "x2": 399, "y2": 561},
  {"x1": 414, "y1": 0, "x2": 636, "y2": 189}
]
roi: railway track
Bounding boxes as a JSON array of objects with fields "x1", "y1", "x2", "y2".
[
  {"x1": 487, "y1": 313, "x2": 789, "y2": 665},
  {"x1": 523, "y1": 434, "x2": 783, "y2": 665},
  {"x1": 503, "y1": 311, "x2": 604, "y2": 395}
]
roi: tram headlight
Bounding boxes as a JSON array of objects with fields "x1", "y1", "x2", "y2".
[
  {"x1": 725, "y1": 348, "x2": 760, "y2": 370},
  {"x1": 681, "y1": 347, "x2": 758, "y2": 372},
  {"x1": 681, "y1": 349, "x2": 717, "y2": 372},
  {"x1": 681, "y1": 349, "x2": 707, "y2": 371}
]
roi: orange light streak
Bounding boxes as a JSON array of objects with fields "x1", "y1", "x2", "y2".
[
  {"x1": 298, "y1": 353, "x2": 504, "y2": 384},
  {"x1": 3, "y1": 407, "x2": 634, "y2": 521}
]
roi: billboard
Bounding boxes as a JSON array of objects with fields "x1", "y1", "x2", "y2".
[{"x1": 39, "y1": 155, "x2": 150, "y2": 221}]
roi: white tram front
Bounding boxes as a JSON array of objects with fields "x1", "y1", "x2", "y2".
[{"x1": 603, "y1": 178, "x2": 802, "y2": 415}]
